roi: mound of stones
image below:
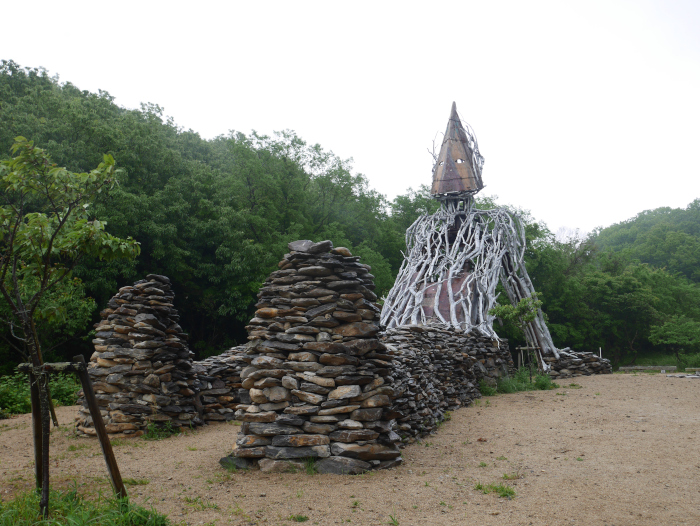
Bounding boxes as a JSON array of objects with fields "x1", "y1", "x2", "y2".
[
  {"x1": 546, "y1": 350, "x2": 612, "y2": 378},
  {"x1": 221, "y1": 240, "x2": 401, "y2": 474},
  {"x1": 75, "y1": 274, "x2": 201, "y2": 438},
  {"x1": 381, "y1": 325, "x2": 513, "y2": 442}
]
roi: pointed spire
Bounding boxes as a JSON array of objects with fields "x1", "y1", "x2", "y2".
[{"x1": 431, "y1": 102, "x2": 484, "y2": 197}]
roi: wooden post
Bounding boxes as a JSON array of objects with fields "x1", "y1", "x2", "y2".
[
  {"x1": 28, "y1": 372, "x2": 43, "y2": 493},
  {"x1": 72, "y1": 355, "x2": 128, "y2": 500}
]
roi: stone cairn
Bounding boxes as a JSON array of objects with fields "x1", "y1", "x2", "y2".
[
  {"x1": 76, "y1": 274, "x2": 201, "y2": 438},
  {"x1": 222, "y1": 240, "x2": 401, "y2": 474},
  {"x1": 381, "y1": 326, "x2": 514, "y2": 442}
]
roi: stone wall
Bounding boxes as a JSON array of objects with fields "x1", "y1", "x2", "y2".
[
  {"x1": 545, "y1": 349, "x2": 612, "y2": 378},
  {"x1": 381, "y1": 325, "x2": 513, "y2": 443},
  {"x1": 76, "y1": 275, "x2": 201, "y2": 438}
]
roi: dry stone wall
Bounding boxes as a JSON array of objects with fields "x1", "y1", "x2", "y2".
[
  {"x1": 221, "y1": 240, "x2": 402, "y2": 474},
  {"x1": 545, "y1": 350, "x2": 612, "y2": 378},
  {"x1": 76, "y1": 275, "x2": 201, "y2": 438},
  {"x1": 381, "y1": 326, "x2": 513, "y2": 442}
]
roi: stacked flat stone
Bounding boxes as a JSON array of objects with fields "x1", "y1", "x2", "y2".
[
  {"x1": 546, "y1": 350, "x2": 612, "y2": 378},
  {"x1": 225, "y1": 240, "x2": 401, "y2": 474},
  {"x1": 381, "y1": 326, "x2": 512, "y2": 442},
  {"x1": 76, "y1": 274, "x2": 201, "y2": 438},
  {"x1": 192, "y1": 345, "x2": 247, "y2": 422}
]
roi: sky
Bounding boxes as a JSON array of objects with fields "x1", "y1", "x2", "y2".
[{"x1": 2, "y1": 0, "x2": 699, "y2": 236}]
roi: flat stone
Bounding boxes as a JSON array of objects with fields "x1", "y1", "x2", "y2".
[
  {"x1": 300, "y1": 382, "x2": 330, "y2": 395},
  {"x1": 264, "y1": 386, "x2": 291, "y2": 402},
  {"x1": 281, "y1": 376, "x2": 299, "y2": 389},
  {"x1": 328, "y1": 385, "x2": 361, "y2": 400},
  {"x1": 258, "y1": 341, "x2": 300, "y2": 353},
  {"x1": 236, "y1": 435, "x2": 272, "y2": 447},
  {"x1": 283, "y1": 405, "x2": 320, "y2": 415},
  {"x1": 350, "y1": 408, "x2": 383, "y2": 421},
  {"x1": 258, "y1": 459, "x2": 305, "y2": 473},
  {"x1": 332, "y1": 311, "x2": 363, "y2": 323},
  {"x1": 287, "y1": 362, "x2": 323, "y2": 372},
  {"x1": 330, "y1": 443, "x2": 401, "y2": 460},
  {"x1": 360, "y1": 395, "x2": 392, "y2": 408},
  {"x1": 251, "y1": 355, "x2": 286, "y2": 368},
  {"x1": 303, "y1": 421, "x2": 337, "y2": 434},
  {"x1": 248, "y1": 422, "x2": 303, "y2": 436},
  {"x1": 332, "y1": 322, "x2": 379, "y2": 338},
  {"x1": 265, "y1": 445, "x2": 331, "y2": 459},
  {"x1": 331, "y1": 247, "x2": 353, "y2": 257},
  {"x1": 304, "y1": 303, "x2": 337, "y2": 319},
  {"x1": 320, "y1": 353, "x2": 359, "y2": 366},
  {"x1": 271, "y1": 434, "x2": 330, "y2": 447},
  {"x1": 239, "y1": 411, "x2": 277, "y2": 423},
  {"x1": 309, "y1": 415, "x2": 340, "y2": 423},
  {"x1": 318, "y1": 405, "x2": 360, "y2": 416},
  {"x1": 291, "y1": 390, "x2": 326, "y2": 405},
  {"x1": 329, "y1": 429, "x2": 379, "y2": 442},
  {"x1": 288, "y1": 240, "x2": 315, "y2": 252},
  {"x1": 298, "y1": 266, "x2": 332, "y2": 277},
  {"x1": 259, "y1": 401, "x2": 290, "y2": 411},
  {"x1": 337, "y1": 419, "x2": 364, "y2": 430},
  {"x1": 303, "y1": 342, "x2": 351, "y2": 354},
  {"x1": 297, "y1": 373, "x2": 335, "y2": 387},
  {"x1": 316, "y1": 456, "x2": 371, "y2": 475},
  {"x1": 249, "y1": 388, "x2": 268, "y2": 403},
  {"x1": 234, "y1": 446, "x2": 266, "y2": 458},
  {"x1": 288, "y1": 352, "x2": 318, "y2": 362}
]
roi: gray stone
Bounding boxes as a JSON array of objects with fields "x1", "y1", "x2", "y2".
[
  {"x1": 265, "y1": 445, "x2": 331, "y2": 459},
  {"x1": 316, "y1": 456, "x2": 371, "y2": 475}
]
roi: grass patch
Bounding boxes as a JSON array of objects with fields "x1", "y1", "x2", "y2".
[
  {"x1": 478, "y1": 462, "x2": 488, "y2": 467},
  {"x1": 288, "y1": 514, "x2": 309, "y2": 522},
  {"x1": 303, "y1": 457, "x2": 317, "y2": 475},
  {"x1": 143, "y1": 422, "x2": 179, "y2": 440},
  {"x1": 0, "y1": 487, "x2": 170, "y2": 525},
  {"x1": 480, "y1": 368, "x2": 558, "y2": 398},
  {"x1": 474, "y1": 482, "x2": 516, "y2": 498}
]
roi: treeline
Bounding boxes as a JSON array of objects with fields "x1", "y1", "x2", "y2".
[{"x1": 1, "y1": 60, "x2": 698, "y2": 370}]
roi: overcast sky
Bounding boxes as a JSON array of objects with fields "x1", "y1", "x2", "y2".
[{"x1": 3, "y1": 0, "x2": 699, "y2": 236}]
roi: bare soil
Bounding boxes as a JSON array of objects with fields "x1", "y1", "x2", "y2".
[{"x1": 1, "y1": 373, "x2": 699, "y2": 526}]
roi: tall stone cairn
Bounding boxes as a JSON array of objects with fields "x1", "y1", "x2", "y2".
[
  {"x1": 223, "y1": 240, "x2": 401, "y2": 474},
  {"x1": 75, "y1": 274, "x2": 201, "y2": 438}
]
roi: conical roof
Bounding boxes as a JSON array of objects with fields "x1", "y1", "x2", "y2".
[{"x1": 431, "y1": 102, "x2": 484, "y2": 197}]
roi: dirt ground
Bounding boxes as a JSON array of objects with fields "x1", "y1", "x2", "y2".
[{"x1": 1, "y1": 373, "x2": 698, "y2": 526}]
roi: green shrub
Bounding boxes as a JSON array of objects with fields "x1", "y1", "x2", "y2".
[
  {"x1": 478, "y1": 380, "x2": 497, "y2": 397},
  {"x1": 0, "y1": 487, "x2": 171, "y2": 525},
  {"x1": 0, "y1": 373, "x2": 80, "y2": 416}
]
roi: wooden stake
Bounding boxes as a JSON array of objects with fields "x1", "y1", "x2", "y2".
[
  {"x1": 72, "y1": 355, "x2": 127, "y2": 500},
  {"x1": 28, "y1": 372, "x2": 43, "y2": 493}
]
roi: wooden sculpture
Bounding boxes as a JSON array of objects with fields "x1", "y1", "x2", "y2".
[{"x1": 381, "y1": 103, "x2": 559, "y2": 369}]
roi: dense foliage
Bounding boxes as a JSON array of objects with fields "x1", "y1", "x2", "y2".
[{"x1": 1, "y1": 60, "x2": 698, "y2": 369}]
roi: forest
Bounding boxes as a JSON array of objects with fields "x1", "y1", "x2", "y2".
[{"x1": 2, "y1": 59, "x2": 699, "y2": 373}]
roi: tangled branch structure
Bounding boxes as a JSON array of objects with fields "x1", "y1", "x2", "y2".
[{"x1": 381, "y1": 103, "x2": 558, "y2": 369}]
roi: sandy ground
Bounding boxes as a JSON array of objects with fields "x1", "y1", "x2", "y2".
[{"x1": 1, "y1": 373, "x2": 699, "y2": 526}]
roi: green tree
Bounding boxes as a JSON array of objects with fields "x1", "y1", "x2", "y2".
[{"x1": 0, "y1": 138, "x2": 139, "y2": 516}]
